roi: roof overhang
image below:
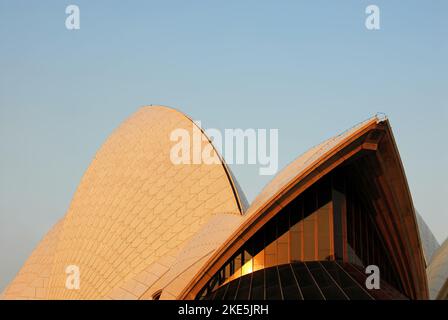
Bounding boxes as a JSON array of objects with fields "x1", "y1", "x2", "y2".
[{"x1": 180, "y1": 116, "x2": 428, "y2": 300}]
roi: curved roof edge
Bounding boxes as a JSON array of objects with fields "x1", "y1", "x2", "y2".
[
  {"x1": 244, "y1": 116, "x2": 381, "y2": 221},
  {"x1": 143, "y1": 105, "x2": 248, "y2": 213}
]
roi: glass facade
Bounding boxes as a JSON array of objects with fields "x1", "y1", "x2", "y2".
[
  {"x1": 344, "y1": 168, "x2": 405, "y2": 293},
  {"x1": 196, "y1": 165, "x2": 406, "y2": 300}
]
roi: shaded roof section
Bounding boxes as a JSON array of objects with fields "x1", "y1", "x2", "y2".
[
  {"x1": 416, "y1": 211, "x2": 440, "y2": 265},
  {"x1": 226, "y1": 167, "x2": 249, "y2": 212},
  {"x1": 427, "y1": 238, "x2": 448, "y2": 299},
  {"x1": 2, "y1": 106, "x2": 245, "y2": 300}
]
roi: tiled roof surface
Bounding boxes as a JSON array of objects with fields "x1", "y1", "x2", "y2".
[{"x1": 2, "y1": 106, "x2": 242, "y2": 299}]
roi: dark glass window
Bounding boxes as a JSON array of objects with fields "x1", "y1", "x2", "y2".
[
  {"x1": 344, "y1": 170, "x2": 404, "y2": 293},
  {"x1": 303, "y1": 212, "x2": 316, "y2": 261},
  {"x1": 317, "y1": 203, "x2": 332, "y2": 260}
]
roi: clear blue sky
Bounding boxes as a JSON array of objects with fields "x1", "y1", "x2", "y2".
[{"x1": 0, "y1": 0, "x2": 447, "y2": 291}]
